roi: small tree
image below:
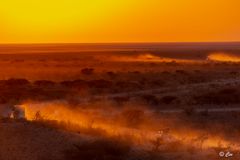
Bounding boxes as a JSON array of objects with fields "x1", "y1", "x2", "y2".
[
  {"x1": 34, "y1": 111, "x2": 43, "y2": 121},
  {"x1": 151, "y1": 136, "x2": 164, "y2": 152},
  {"x1": 81, "y1": 68, "x2": 94, "y2": 75}
]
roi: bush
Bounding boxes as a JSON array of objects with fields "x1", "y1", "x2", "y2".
[
  {"x1": 194, "y1": 88, "x2": 240, "y2": 105},
  {"x1": 60, "y1": 80, "x2": 88, "y2": 88},
  {"x1": 161, "y1": 71, "x2": 170, "y2": 75},
  {"x1": 121, "y1": 109, "x2": 144, "y2": 128},
  {"x1": 219, "y1": 88, "x2": 238, "y2": 94},
  {"x1": 112, "y1": 96, "x2": 130, "y2": 105},
  {"x1": 115, "y1": 81, "x2": 141, "y2": 90},
  {"x1": 151, "y1": 137, "x2": 164, "y2": 152},
  {"x1": 175, "y1": 70, "x2": 188, "y2": 75},
  {"x1": 3, "y1": 78, "x2": 30, "y2": 86},
  {"x1": 81, "y1": 68, "x2": 94, "y2": 75},
  {"x1": 160, "y1": 96, "x2": 178, "y2": 104},
  {"x1": 184, "y1": 107, "x2": 196, "y2": 116},
  {"x1": 106, "y1": 71, "x2": 117, "y2": 78},
  {"x1": 142, "y1": 94, "x2": 159, "y2": 106},
  {"x1": 200, "y1": 110, "x2": 209, "y2": 117},
  {"x1": 34, "y1": 80, "x2": 55, "y2": 87},
  {"x1": 88, "y1": 79, "x2": 112, "y2": 89},
  {"x1": 229, "y1": 71, "x2": 238, "y2": 75},
  {"x1": 151, "y1": 80, "x2": 165, "y2": 87}
]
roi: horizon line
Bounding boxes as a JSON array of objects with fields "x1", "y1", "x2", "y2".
[{"x1": 0, "y1": 41, "x2": 240, "y2": 45}]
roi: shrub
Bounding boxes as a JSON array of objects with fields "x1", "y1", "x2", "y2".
[
  {"x1": 200, "y1": 109, "x2": 209, "y2": 117},
  {"x1": 3, "y1": 78, "x2": 30, "y2": 86},
  {"x1": 151, "y1": 79, "x2": 165, "y2": 87},
  {"x1": 130, "y1": 71, "x2": 140, "y2": 74},
  {"x1": 161, "y1": 71, "x2": 170, "y2": 75},
  {"x1": 194, "y1": 88, "x2": 240, "y2": 105},
  {"x1": 112, "y1": 96, "x2": 130, "y2": 105},
  {"x1": 60, "y1": 81, "x2": 73, "y2": 87},
  {"x1": 160, "y1": 96, "x2": 177, "y2": 104},
  {"x1": 81, "y1": 68, "x2": 94, "y2": 75},
  {"x1": 142, "y1": 94, "x2": 159, "y2": 106},
  {"x1": 229, "y1": 71, "x2": 238, "y2": 75},
  {"x1": 175, "y1": 70, "x2": 188, "y2": 75},
  {"x1": 184, "y1": 107, "x2": 196, "y2": 116},
  {"x1": 151, "y1": 137, "x2": 164, "y2": 152},
  {"x1": 115, "y1": 81, "x2": 141, "y2": 90},
  {"x1": 60, "y1": 80, "x2": 88, "y2": 88},
  {"x1": 88, "y1": 79, "x2": 112, "y2": 89},
  {"x1": 34, "y1": 111, "x2": 43, "y2": 121},
  {"x1": 106, "y1": 71, "x2": 117, "y2": 78},
  {"x1": 121, "y1": 109, "x2": 144, "y2": 128},
  {"x1": 34, "y1": 80, "x2": 55, "y2": 87},
  {"x1": 219, "y1": 88, "x2": 238, "y2": 94}
]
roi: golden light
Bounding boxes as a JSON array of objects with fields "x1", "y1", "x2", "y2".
[
  {"x1": 109, "y1": 53, "x2": 197, "y2": 63},
  {"x1": 208, "y1": 52, "x2": 240, "y2": 62},
  {"x1": 0, "y1": 0, "x2": 134, "y2": 43},
  {"x1": 0, "y1": 0, "x2": 240, "y2": 43},
  {"x1": 21, "y1": 101, "x2": 240, "y2": 151}
]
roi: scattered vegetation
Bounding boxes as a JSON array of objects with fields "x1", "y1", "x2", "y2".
[
  {"x1": 160, "y1": 95, "x2": 178, "y2": 105},
  {"x1": 81, "y1": 68, "x2": 95, "y2": 75},
  {"x1": 1, "y1": 52, "x2": 240, "y2": 160},
  {"x1": 194, "y1": 88, "x2": 240, "y2": 105},
  {"x1": 121, "y1": 109, "x2": 145, "y2": 128}
]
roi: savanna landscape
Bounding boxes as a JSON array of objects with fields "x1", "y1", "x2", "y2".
[
  {"x1": 1, "y1": 0, "x2": 240, "y2": 159},
  {"x1": 0, "y1": 43, "x2": 240, "y2": 160}
]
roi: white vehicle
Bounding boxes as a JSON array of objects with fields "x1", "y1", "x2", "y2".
[
  {"x1": 0, "y1": 104, "x2": 26, "y2": 119},
  {"x1": 11, "y1": 105, "x2": 26, "y2": 119}
]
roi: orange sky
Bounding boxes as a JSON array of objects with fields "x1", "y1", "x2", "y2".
[{"x1": 0, "y1": 0, "x2": 240, "y2": 43}]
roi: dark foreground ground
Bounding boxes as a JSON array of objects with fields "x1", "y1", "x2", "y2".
[{"x1": 1, "y1": 110, "x2": 240, "y2": 160}]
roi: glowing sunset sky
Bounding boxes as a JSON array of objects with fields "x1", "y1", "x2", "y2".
[{"x1": 0, "y1": 0, "x2": 240, "y2": 43}]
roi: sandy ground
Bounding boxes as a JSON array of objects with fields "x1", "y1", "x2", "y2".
[{"x1": 0, "y1": 121, "x2": 90, "y2": 160}]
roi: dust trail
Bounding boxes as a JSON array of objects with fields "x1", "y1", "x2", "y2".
[
  {"x1": 207, "y1": 52, "x2": 240, "y2": 62},
  {"x1": 20, "y1": 101, "x2": 240, "y2": 151},
  {"x1": 108, "y1": 53, "x2": 197, "y2": 63}
]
